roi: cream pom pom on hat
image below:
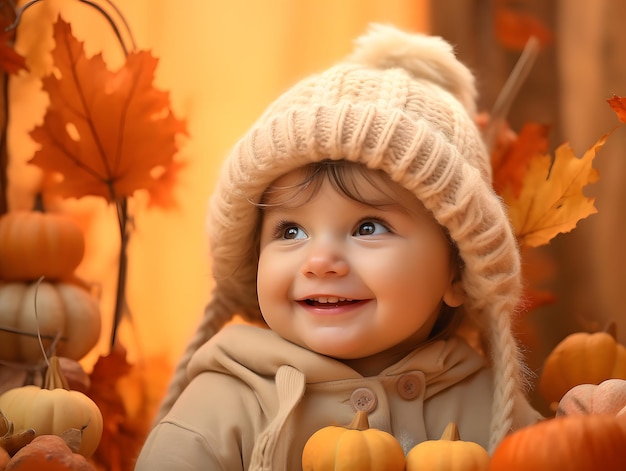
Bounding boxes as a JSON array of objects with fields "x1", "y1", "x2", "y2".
[{"x1": 158, "y1": 23, "x2": 530, "y2": 451}]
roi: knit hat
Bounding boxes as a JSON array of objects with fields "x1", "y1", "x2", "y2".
[{"x1": 159, "y1": 23, "x2": 529, "y2": 451}]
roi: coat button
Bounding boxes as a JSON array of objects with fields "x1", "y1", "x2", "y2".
[
  {"x1": 397, "y1": 374, "x2": 421, "y2": 400},
  {"x1": 350, "y1": 387, "x2": 378, "y2": 413}
]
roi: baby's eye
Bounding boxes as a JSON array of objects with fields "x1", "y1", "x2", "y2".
[
  {"x1": 354, "y1": 220, "x2": 389, "y2": 236},
  {"x1": 281, "y1": 225, "x2": 307, "y2": 240}
]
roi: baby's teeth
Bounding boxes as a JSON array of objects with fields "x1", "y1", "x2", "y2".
[{"x1": 314, "y1": 297, "x2": 352, "y2": 303}]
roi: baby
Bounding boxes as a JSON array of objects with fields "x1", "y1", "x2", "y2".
[{"x1": 135, "y1": 24, "x2": 542, "y2": 470}]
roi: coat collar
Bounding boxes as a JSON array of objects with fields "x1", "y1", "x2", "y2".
[{"x1": 188, "y1": 323, "x2": 486, "y2": 396}]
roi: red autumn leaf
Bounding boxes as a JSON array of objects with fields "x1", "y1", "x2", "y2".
[
  {"x1": 492, "y1": 122, "x2": 551, "y2": 197},
  {"x1": 29, "y1": 17, "x2": 187, "y2": 202},
  {"x1": 520, "y1": 246, "x2": 558, "y2": 312},
  {"x1": 494, "y1": 7, "x2": 554, "y2": 51},
  {"x1": 88, "y1": 345, "x2": 172, "y2": 471},
  {"x1": 607, "y1": 95, "x2": 626, "y2": 124}
]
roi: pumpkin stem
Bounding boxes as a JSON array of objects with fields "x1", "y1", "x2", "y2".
[
  {"x1": 348, "y1": 410, "x2": 370, "y2": 431},
  {"x1": 43, "y1": 356, "x2": 70, "y2": 391},
  {"x1": 440, "y1": 422, "x2": 460, "y2": 441}
]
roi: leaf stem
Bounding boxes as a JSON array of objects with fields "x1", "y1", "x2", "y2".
[
  {"x1": 0, "y1": 70, "x2": 9, "y2": 216},
  {"x1": 110, "y1": 195, "x2": 129, "y2": 349}
]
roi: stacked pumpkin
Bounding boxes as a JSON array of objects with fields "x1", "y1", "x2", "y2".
[
  {"x1": 0, "y1": 210, "x2": 103, "y2": 469},
  {"x1": 0, "y1": 210, "x2": 101, "y2": 364}
]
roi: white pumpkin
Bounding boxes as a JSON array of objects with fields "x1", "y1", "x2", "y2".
[{"x1": 0, "y1": 281, "x2": 101, "y2": 362}]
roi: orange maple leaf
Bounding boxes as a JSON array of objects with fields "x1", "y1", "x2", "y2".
[
  {"x1": 29, "y1": 17, "x2": 187, "y2": 202},
  {"x1": 607, "y1": 95, "x2": 626, "y2": 124},
  {"x1": 494, "y1": 6, "x2": 554, "y2": 51},
  {"x1": 146, "y1": 159, "x2": 187, "y2": 210},
  {"x1": 492, "y1": 122, "x2": 551, "y2": 197},
  {"x1": 502, "y1": 133, "x2": 609, "y2": 248}
]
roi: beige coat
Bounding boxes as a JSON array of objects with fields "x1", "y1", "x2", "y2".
[{"x1": 135, "y1": 324, "x2": 541, "y2": 470}]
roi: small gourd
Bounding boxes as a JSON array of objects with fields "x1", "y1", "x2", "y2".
[
  {"x1": 0, "y1": 357, "x2": 103, "y2": 458},
  {"x1": 488, "y1": 414, "x2": 626, "y2": 471},
  {"x1": 301, "y1": 410, "x2": 405, "y2": 471},
  {"x1": 0, "y1": 281, "x2": 101, "y2": 362},
  {"x1": 4, "y1": 432, "x2": 96, "y2": 471},
  {"x1": 0, "y1": 210, "x2": 85, "y2": 282},
  {"x1": 539, "y1": 323, "x2": 626, "y2": 406},
  {"x1": 406, "y1": 422, "x2": 490, "y2": 471},
  {"x1": 556, "y1": 378, "x2": 626, "y2": 418}
]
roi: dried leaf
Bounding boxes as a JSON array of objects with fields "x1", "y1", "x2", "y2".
[
  {"x1": 59, "y1": 427, "x2": 83, "y2": 453},
  {"x1": 520, "y1": 247, "x2": 558, "y2": 312},
  {"x1": 0, "y1": 428, "x2": 35, "y2": 456},
  {"x1": 494, "y1": 6, "x2": 553, "y2": 51},
  {"x1": 29, "y1": 17, "x2": 187, "y2": 202},
  {"x1": 607, "y1": 95, "x2": 626, "y2": 124},
  {"x1": 502, "y1": 133, "x2": 609, "y2": 248},
  {"x1": 88, "y1": 345, "x2": 171, "y2": 471},
  {"x1": 492, "y1": 122, "x2": 551, "y2": 197}
]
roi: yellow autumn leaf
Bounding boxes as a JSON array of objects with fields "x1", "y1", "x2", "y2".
[{"x1": 503, "y1": 133, "x2": 609, "y2": 248}]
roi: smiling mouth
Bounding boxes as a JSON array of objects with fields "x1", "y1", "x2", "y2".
[{"x1": 302, "y1": 297, "x2": 359, "y2": 308}]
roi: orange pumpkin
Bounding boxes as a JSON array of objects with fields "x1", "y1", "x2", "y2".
[
  {"x1": 406, "y1": 422, "x2": 490, "y2": 471},
  {"x1": 301, "y1": 410, "x2": 405, "y2": 471},
  {"x1": 488, "y1": 415, "x2": 626, "y2": 470},
  {"x1": 0, "y1": 211, "x2": 85, "y2": 282},
  {"x1": 4, "y1": 434, "x2": 95, "y2": 471},
  {"x1": 0, "y1": 281, "x2": 101, "y2": 362},
  {"x1": 539, "y1": 325, "x2": 626, "y2": 406}
]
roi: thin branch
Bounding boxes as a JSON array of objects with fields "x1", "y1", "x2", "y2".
[
  {"x1": 110, "y1": 196, "x2": 129, "y2": 348},
  {"x1": 485, "y1": 36, "x2": 540, "y2": 153},
  {"x1": 76, "y1": 0, "x2": 129, "y2": 56},
  {"x1": 0, "y1": 71, "x2": 9, "y2": 216},
  {"x1": 0, "y1": 0, "x2": 18, "y2": 216}
]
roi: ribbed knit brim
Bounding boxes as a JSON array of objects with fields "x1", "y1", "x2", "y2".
[{"x1": 158, "y1": 23, "x2": 528, "y2": 452}]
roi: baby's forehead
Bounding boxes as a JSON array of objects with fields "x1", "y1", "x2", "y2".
[
  {"x1": 267, "y1": 161, "x2": 392, "y2": 190},
  {"x1": 261, "y1": 161, "x2": 429, "y2": 215}
]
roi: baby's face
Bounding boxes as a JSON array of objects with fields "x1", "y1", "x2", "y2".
[{"x1": 257, "y1": 166, "x2": 463, "y2": 372}]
